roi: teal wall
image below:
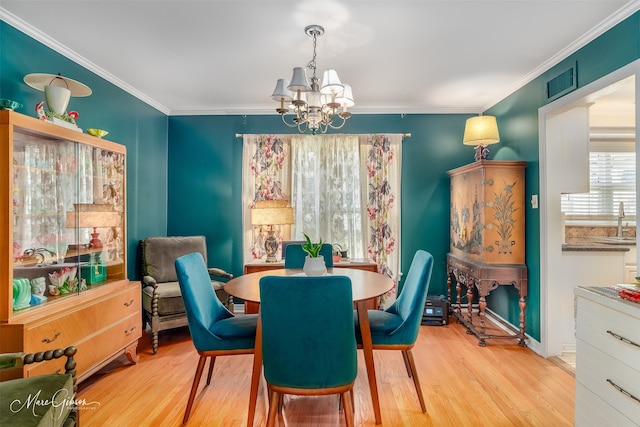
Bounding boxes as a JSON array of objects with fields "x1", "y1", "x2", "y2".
[
  {"x1": 3, "y1": 12, "x2": 639, "y2": 343},
  {"x1": 0, "y1": 21, "x2": 169, "y2": 278}
]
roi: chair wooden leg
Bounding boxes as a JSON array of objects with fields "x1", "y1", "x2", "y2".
[
  {"x1": 183, "y1": 356, "x2": 207, "y2": 424},
  {"x1": 342, "y1": 390, "x2": 355, "y2": 427},
  {"x1": 402, "y1": 349, "x2": 412, "y2": 377},
  {"x1": 206, "y1": 356, "x2": 216, "y2": 385},
  {"x1": 405, "y1": 349, "x2": 427, "y2": 413},
  {"x1": 266, "y1": 390, "x2": 280, "y2": 427}
]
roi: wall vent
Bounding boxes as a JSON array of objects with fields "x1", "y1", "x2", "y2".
[{"x1": 546, "y1": 63, "x2": 577, "y2": 103}]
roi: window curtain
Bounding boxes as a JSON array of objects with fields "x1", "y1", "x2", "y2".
[
  {"x1": 241, "y1": 134, "x2": 291, "y2": 265},
  {"x1": 290, "y1": 134, "x2": 362, "y2": 256},
  {"x1": 241, "y1": 133, "x2": 403, "y2": 307},
  {"x1": 359, "y1": 134, "x2": 403, "y2": 307}
]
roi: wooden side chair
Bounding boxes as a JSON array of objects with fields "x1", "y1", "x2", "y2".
[
  {"x1": 259, "y1": 275, "x2": 357, "y2": 427},
  {"x1": 357, "y1": 249, "x2": 434, "y2": 413},
  {"x1": 175, "y1": 252, "x2": 258, "y2": 424},
  {"x1": 283, "y1": 243, "x2": 334, "y2": 268}
]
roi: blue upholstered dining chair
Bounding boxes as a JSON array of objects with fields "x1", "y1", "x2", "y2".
[
  {"x1": 283, "y1": 243, "x2": 334, "y2": 268},
  {"x1": 175, "y1": 252, "x2": 258, "y2": 424},
  {"x1": 259, "y1": 275, "x2": 357, "y2": 426},
  {"x1": 357, "y1": 249, "x2": 434, "y2": 413}
]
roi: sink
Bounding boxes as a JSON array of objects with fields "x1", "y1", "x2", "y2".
[{"x1": 597, "y1": 236, "x2": 637, "y2": 245}]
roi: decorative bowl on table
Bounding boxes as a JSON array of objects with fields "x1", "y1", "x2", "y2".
[
  {"x1": 87, "y1": 128, "x2": 108, "y2": 138},
  {"x1": 0, "y1": 99, "x2": 22, "y2": 111}
]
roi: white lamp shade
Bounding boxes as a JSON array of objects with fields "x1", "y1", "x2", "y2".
[
  {"x1": 320, "y1": 69, "x2": 344, "y2": 95},
  {"x1": 271, "y1": 79, "x2": 293, "y2": 101},
  {"x1": 251, "y1": 200, "x2": 294, "y2": 226},
  {"x1": 288, "y1": 67, "x2": 312, "y2": 92},
  {"x1": 336, "y1": 83, "x2": 355, "y2": 107},
  {"x1": 44, "y1": 85, "x2": 71, "y2": 115},
  {"x1": 463, "y1": 115, "x2": 500, "y2": 146}
]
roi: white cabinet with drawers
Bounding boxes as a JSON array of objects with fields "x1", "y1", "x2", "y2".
[{"x1": 574, "y1": 286, "x2": 640, "y2": 426}]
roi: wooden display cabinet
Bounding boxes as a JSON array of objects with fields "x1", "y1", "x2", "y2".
[
  {"x1": 0, "y1": 111, "x2": 140, "y2": 382},
  {"x1": 446, "y1": 160, "x2": 528, "y2": 346}
]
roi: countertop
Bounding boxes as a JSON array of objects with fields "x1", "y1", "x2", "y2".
[{"x1": 562, "y1": 236, "x2": 635, "y2": 252}]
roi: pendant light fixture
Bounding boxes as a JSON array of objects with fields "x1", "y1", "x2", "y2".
[{"x1": 271, "y1": 25, "x2": 354, "y2": 135}]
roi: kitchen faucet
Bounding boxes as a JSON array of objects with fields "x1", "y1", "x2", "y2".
[{"x1": 617, "y1": 201, "x2": 625, "y2": 237}]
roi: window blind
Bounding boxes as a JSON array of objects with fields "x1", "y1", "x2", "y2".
[{"x1": 562, "y1": 151, "x2": 636, "y2": 222}]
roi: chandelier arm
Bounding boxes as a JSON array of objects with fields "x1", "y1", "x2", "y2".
[
  {"x1": 280, "y1": 114, "x2": 299, "y2": 128},
  {"x1": 328, "y1": 116, "x2": 348, "y2": 130}
]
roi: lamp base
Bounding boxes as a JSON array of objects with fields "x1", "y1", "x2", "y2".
[
  {"x1": 264, "y1": 230, "x2": 279, "y2": 263},
  {"x1": 474, "y1": 145, "x2": 491, "y2": 162}
]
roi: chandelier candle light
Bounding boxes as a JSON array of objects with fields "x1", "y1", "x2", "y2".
[
  {"x1": 463, "y1": 115, "x2": 501, "y2": 161},
  {"x1": 271, "y1": 25, "x2": 354, "y2": 134}
]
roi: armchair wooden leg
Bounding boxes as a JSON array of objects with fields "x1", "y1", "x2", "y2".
[
  {"x1": 405, "y1": 349, "x2": 427, "y2": 413},
  {"x1": 183, "y1": 356, "x2": 207, "y2": 424},
  {"x1": 206, "y1": 356, "x2": 216, "y2": 385}
]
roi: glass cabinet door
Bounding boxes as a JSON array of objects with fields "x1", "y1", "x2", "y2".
[{"x1": 11, "y1": 128, "x2": 125, "y2": 312}]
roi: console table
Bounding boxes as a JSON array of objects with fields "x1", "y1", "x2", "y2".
[
  {"x1": 241, "y1": 259, "x2": 378, "y2": 313},
  {"x1": 447, "y1": 253, "x2": 527, "y2": 346}
]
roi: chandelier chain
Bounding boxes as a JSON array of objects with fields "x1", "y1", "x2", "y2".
[{"x1": 307, "y1": 31, "x2": 318, "y2": 79}]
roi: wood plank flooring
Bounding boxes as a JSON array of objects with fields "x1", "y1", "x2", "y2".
[{"x1": 78, "y1": 316, "x2": 575, "y2": 426}]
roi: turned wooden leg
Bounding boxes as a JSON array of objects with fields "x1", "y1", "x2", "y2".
[
  {"x1": 518, "y1": 295, "x2": 527, "y2": 347},
  {"x1": 455, "y1": 280, "x2": 462, "y2": 322},
  {"x1": 478, "y1": 295, "x2": 487, "y2": 346},
  {"x1": 466, "y1": 282, "x2": 474, "y2": 334}
]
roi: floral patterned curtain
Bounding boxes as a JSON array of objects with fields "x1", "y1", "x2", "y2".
[
  {"x1": 359, "y1": 134, "x2": 403, "y2": 307},
  {"x1": 241, "y1": 134, "x2": 291, "y2": 264}
]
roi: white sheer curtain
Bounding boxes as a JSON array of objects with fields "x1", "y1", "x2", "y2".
[{"x1": 290, "y1": 134, "x2": 362, "y2": 256}]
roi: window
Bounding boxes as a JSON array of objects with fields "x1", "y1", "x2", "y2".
[{"x1": 562, "y1": 140, "x2": 636, "y2": 223}]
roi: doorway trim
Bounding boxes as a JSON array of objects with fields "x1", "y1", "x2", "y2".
[{"x1": 538, "y1": 59, "x2": 639, "y2": 357}]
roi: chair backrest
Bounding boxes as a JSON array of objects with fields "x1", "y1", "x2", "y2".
[
  {"x1": 175, "y1": 252, "x2": 232, "y2": 350},
  {"x1": 141, "y1": 236, "x2": 208, "y2": 283},
  {"x1": 384, "y1": 250, "x2": 434, "y2": 344},
  {"x1": 259, "y1": 275, "x2": 356, "y2": 389},
  {"x1": 284, "y1": 243, "x2": 334, "y2": 268},
  {"x1": 281, "y1": 240, "x2": 305, "y2": 259}
]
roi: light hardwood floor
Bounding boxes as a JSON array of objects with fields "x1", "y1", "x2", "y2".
[{"x1": 78, "y1": 316, "x2": 575, "y2": 426}]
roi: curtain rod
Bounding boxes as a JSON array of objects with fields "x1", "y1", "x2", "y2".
[{"x1": 236, "y1": 133, "x2": 411, "y2": 138}]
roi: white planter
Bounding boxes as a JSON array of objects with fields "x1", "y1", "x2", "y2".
[{"x1": 303, "y1": 255, "x2": 327, "y2": 276}]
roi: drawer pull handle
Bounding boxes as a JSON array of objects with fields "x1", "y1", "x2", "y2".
[
  {"x1": 606, "y1": 330, "x2": 640, "y2": 348},
  {"x1": 607, "y1": 379, "x2": 640, "y2": 404},
  {"x1": 124, "y1": 299, "x2": 134, "y2": 307},
  {"x1": 42, "y1": 332, "x2": 61, "y2": 343},
  {"x1": 124, "y1": 326, "x2": 137, "y2": 336}
]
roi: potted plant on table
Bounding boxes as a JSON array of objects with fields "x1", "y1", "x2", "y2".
[{"x1": 302, "y1": 233, "x2": 326, "y2": 276}]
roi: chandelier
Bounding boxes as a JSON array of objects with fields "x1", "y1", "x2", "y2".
[{"x1": 271, "y1": 25, "x2": 354, "y2": 134}]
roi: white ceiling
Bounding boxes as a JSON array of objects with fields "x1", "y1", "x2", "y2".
[{"x1": 1, "y1": 0, "x2": 638, "y2": 116}]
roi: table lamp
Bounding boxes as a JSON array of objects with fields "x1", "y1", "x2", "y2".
[
  {"x1": 463, "y1": 115, "x2": 500, "y2": 161},
  {"x1": 65, "y1": 203, "x2": 121, "y2": 249},
  {"x1": 251, "y1": 200, "x2": 294, "y2": 262}
]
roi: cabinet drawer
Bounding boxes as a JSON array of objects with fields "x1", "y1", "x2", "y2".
[
  {"x1": 25, "y1": 313, "x2": 141, "y2": 378},
  {"x1": 24, "y1": 285, "x2": 140, "y2": 352},
  {"x1": 575, "y1": 382, "x2": 638, "y2": 427},
  {"x1": 576, "y1": 297, "x2": 640, "y2": 369},
  {"x1": 576, "y1": 338, "x2": 640, "y2": 421}
]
